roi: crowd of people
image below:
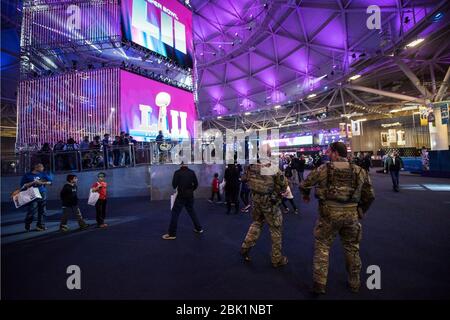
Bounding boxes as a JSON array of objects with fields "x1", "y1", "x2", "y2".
[
  {"x1": 161, "y1": 142, "x2": 375, "y2": 294},
  {"x1": 33, "y1": 132, "x2": 138, "y2": 171}
]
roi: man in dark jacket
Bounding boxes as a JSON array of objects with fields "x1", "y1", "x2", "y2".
[
  {"x1": 162, "y1": 163, "x2": 203, "y2": 240},
  {"x1": 224, "y1": 164, "x2": 240, "y2": 214},
  {"x1": 59, "y1": 175, "x2": 89, "y2": 232},
  {"x1": 384, "y1": 151, "x2": 404, "y2": 192}
]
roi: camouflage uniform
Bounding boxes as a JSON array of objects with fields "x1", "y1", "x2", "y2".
[
  {"x1": 300, "y1": 157, "x2": 375, "y2": 290},
  {"x1": 241, "y1": 164, "x2": 288, "y2": 265}
]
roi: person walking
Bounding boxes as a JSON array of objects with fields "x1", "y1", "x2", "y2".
[
  {"x1": 209, "y1": 173, "x2": 221, "y2": 203},
  {"x1": 300, "y1": 142, "x2": 375, "y2": 294},
  {"x1": 384, "y1": 151, "x2": 404, "y2": 192},
  {"x1": 59, "y1": 174, "x2": 89, "y2": 232},
  {"x1": 20, "y1": 163, "x2": 53, "y2": 231},
  {"x1": 224, "y1": 164, "x2": 240, "y2": 214},
  {"x1": 162, "y1": 163, "x2": 203, "y2": 240},
  {"x1": 281, "y1": 185, "x2": 298, "y2": 214},
  {"x1": 92, "y1": 172, "x2": 108, "y2": 228},
  {"x1": 240, "y1": 144, "x2": 289, "y2": 267}
]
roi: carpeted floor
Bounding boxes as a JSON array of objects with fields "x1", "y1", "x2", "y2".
[{"x1": 2, "y1": 172, "x2": 450, "y2": 300}]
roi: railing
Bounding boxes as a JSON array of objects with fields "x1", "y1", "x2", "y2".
[
  {"x1": 1, "y1": 145, "x2": 145, "y2": 176},
  {"x1": 2, "y1": 140, "x2": 223, "y2": 175},
  {"x1": 2, "y1": 138, "x2": 277, "y2": 176}
]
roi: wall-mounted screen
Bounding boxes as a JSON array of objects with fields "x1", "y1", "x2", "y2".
[
  {"x1": 120, "y1": 70, "x2": 197, "y2": 141},
  {"x1": 121, "y1": 0, "x2": 193, "y2": 68}
]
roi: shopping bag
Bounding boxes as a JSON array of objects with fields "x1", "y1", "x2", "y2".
[
  {"x1": 88, "y1": 189, "x2": 100, "y2": 206},
  {"x1": 219, "y1": 180, "x2": 226, "y2": 195},
  {"x1": 12, "y1": 187, "x2": 42, "y2": 208},
  {"x1": 170, "y1": 190, "x2": 178, "y2": 210}
]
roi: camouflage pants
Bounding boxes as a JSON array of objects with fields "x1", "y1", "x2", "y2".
[
  {"x1": 313, "y1": 205, "x2": 362, "y2": 287},
  {"x1": 242, "y1": 196, "x2": 284, "y2": 264}
]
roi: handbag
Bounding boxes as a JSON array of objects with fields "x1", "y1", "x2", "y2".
[
  {"x1": 88, "y1": 189, "x2": 100, "y2": 206},
  {"x1": 12, "y1": 187, "x2": 42, "y2": 208},
  {"x1": 170, "y1": 190, "x2": 178, "y2": 210}
]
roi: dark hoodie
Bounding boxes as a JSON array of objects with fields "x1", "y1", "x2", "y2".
[{"x1": 60, "y1": 183, "x2": 78, "y2": 207}]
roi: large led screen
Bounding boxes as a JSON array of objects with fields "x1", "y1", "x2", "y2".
[
  {"x1": 120, "y1": 70, "x2": 197, "y2": 141},
  {"x1": 121, "y1": 0, "x2": 193, "y2": 68}
]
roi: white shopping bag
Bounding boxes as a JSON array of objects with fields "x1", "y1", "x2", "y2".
[
  {"x1": 12, "y1": 187, "x2": 42, "y2": 208},
  {"x1": 88, "y1": 189, "x2": 100, "y2": 206},
  {"x1": 219, "y1": 180, "x2": 226, "y2": 195},
  {"x1": 170, "y1": 190, "x2": 178, "y2": 210}
]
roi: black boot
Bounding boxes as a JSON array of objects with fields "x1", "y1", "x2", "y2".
[{"x1": 240, "y1": 247, "x2": 251, "y2": 262}]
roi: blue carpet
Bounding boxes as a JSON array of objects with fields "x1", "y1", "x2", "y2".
[{"x1": 2, "y1": 172, "x2": 450, "y2": 300}]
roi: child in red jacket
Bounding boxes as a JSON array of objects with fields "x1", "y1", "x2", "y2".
[
  {"x1": 92, "y1": 172, "x2": 108, "y2": 228},
  {"x1": 208, "y1": 173, "x2": 221, "y2": 203}
]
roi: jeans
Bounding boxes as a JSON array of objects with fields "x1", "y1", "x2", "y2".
[
  {"x1": 168, "y1": 196, "x2": 202, "y2": 236},
  {"x1": 297, "y1": 170, "x2": 304, "y2": 182},
  {"x1": 210, "y1": 191, "x2": 221, "y2": 202},
  {"x1": 390, "y1": 170, "x2": 400, "y2": 190},
  {"x1": 25, "y1": 193, "x2": 47, "y2": 227},
  {"x1": 226, "y1": 190, "x2": 239, "y2": 214},
  {"x1": 240, "y1": 190, "x2": 250, "y2": 207},
  {"x1": 60, "y1": 206, "x2": 87, "y2": 227},
  {"x1": 282, "y1": 198, "x2": 297, "y2": 210},
  {"x1": 95, "y1": 199, "x2": 107, "y2": 225}
]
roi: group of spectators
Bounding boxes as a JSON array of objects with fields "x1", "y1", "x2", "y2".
[{"x1": 34, "y1": 132, "x2": 138, "y2": 171}]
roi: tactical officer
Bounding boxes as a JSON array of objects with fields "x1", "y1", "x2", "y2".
[
  {"x1": 300, "y1": 142, "x2": 375, "y2": 294},
  {"x1": 240, "y1": 144, "x2": 289, "y2": 267}
]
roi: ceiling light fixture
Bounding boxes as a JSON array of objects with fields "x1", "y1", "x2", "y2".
[
  {"x1": 307, "y1": 93, "x2": 317, "y2": 99},
  {"x1": 349, "y1": 74, "x2": 361, "y2": 81},
  {"x1": 405, "y1": 38, "x2": 425, "y2": 48},
  {"x1": 274, "y1": 105, "x2": 281, "y2": 109}
]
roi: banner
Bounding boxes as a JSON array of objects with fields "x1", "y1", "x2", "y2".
[
  {"x1": 339, "y1": 123, "x2": 346, "y2": 137},
  {"x1": 397, "y1": 130, "x2": 406, "y2": 146},
  {"x1": 351, "y1": 120, "x2": 361, "y2": 136},
  {"x1": 381, "y1": 132, "x2": 389, "y2": 146},
  {"x1": 388, "y1": 129, "x2": 397, "y2": 143},
  {"x1": 346, "y1": 123, "x2": 352, "y2": 138},
  {"x1": 419, "y1": 106, "x2": 428, "y2": 126},
  {"x1": 438, "y1": 102, "x2": 449, "y2": 125}
]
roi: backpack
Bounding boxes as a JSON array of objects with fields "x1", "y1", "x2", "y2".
[{"x1": 325, "y1": 162, "x2": 359, "y2": 203}]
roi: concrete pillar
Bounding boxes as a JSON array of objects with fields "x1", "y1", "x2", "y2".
[{"x1": 429, "y1": 106, "x2": 449, "y2": 150}]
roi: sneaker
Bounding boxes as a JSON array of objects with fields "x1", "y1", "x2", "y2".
[
  {"x1": 312, "y1": 282, "x2": 326, "y2": 294},
  {"x1": 98, "y1": 223, "x2": 108, "y2": 228},
  {"x1": 25, "y1": 224, "x2": 31, "y2": 232},
  {"x1": 240, "y1": 247, "x2": 251, "y2": 262},
  {"x1": 294, "y1": 209, "x2": 299, "y2": 214},
  {"x1": 36, "y1": 225, "x2": 47, "y2": 231},
  {"x1": 284, "y1": 208, "x2": 290, "y2": 214},
  {"x1": 60, "y1": 225, "x2": 70, "y2": 232},
  {"x1": 79, "y1": 223, "x2": 90, "y2": 231},
  {"x1": 208, "y1": 199, "x2": 213, "y2": 203},
  {"x1": 162, "y1": 234, "x2": 176, "y2": 240},
  {"x1": 193, "y1": 228, "x2": 204, "y2": 234},
  {"x1": 348, "y1": 283, "x2": 360, "y2": 293},
  {"x1": 272, "y1": 256, "x2": 288, "y2": 268}
]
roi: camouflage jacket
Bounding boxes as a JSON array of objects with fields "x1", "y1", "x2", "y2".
[
  {"x1": 243, "y1": 164, "x2": 288, "y2": 205},
  {"x1": 300, "y1": 158, "x2": 375, "y2": 214}
]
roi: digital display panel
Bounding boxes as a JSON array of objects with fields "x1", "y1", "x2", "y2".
[
  {"x1": 121, "y1": 0, "x2": 193, "y2": 68},
  {"x1": 266, "y1": 136, "x2": 313, "y2": 148},
  {"x1": 120, "y1": 70, "x2": 197, "y2": 141}
]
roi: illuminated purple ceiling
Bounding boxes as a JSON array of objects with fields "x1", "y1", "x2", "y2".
[{"x1": 191, "y1": 0, "x2": 449, "y2": 118}]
